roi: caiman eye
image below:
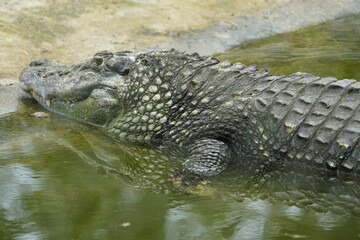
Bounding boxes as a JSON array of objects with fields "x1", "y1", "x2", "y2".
[
  {"x1": 94, "y1": 58, "x2": 103, "y2": 66},
  {"x1": 93, "y1": 51, "x2": 113, "y2": 66},
  {"x1": 112, "y1": 61, "x2": 130, "y2": 75}
]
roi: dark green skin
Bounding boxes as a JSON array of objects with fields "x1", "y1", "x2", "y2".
[{"x1": 19, "y1": 49, "x2": 360, "y2": 177}]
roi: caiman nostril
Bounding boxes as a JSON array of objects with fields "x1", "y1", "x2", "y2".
[{"x1": 29, "y1": 59, "x2": 50, "y2": 67}]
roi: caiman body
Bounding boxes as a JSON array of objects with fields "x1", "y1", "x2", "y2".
[{"x1": 19, "y1": 50, "x2": 360, "y2": 177}]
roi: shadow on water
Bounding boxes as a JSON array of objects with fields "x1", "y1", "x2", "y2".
[{"x1": 2, "y1": 14, "x2": 360, "y2": 240}]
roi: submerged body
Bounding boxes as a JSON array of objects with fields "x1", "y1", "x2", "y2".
[{"x1": 19, "y1": 50, "x2": 360, "y2": 176}]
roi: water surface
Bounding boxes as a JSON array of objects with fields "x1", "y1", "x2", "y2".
[{"x1": 216, "y1": 14, "x2": 360, "y2": 81}]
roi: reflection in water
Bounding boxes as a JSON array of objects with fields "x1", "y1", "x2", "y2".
[
  {"x1": 0, "y1": 164, "x2": 45, "y2": 240},
  {"x1": 0, "y1": 164, "x2": 42, "y2": 222},
  {"x1": 163, "y1": 197, "x2": 355, "y2": 239},
  {"x1": 1, "y1": 97, "x2": 360, "y2": 239},
  {"x1": 164, "y1": 199, "x2": 272, "y2": 240}
]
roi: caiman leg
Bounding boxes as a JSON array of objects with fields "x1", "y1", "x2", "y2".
[{"x1": 183, "y1": 139, "x2": 231, "y2": 176}]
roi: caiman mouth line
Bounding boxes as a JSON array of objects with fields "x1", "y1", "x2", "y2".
[
  {"x1": 24, "y1": 84, "x2": 118, "y2": 108},
  {"x1": 26, "y1": 89, "x2": 88, "y2": 108}
]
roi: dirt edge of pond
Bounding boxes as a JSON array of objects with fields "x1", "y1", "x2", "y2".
[
  {"x1": 163, "y1": 0, "x2": 360, "y2": 55},
  {"x1": 1, "y1": 0, "x2": 360, "y2": 80}
]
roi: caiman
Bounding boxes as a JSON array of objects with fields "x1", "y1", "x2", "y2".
[{"x1": 19, "y1": 49, "x2": 360, "y2": 177}]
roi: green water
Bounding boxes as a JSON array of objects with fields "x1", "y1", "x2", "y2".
[
  {"x1": 1, "y1": 15, "x2": 360, "y2": 239},
  {"x1": 215, "y1": 14, "x2": 360, "y2": 81}
]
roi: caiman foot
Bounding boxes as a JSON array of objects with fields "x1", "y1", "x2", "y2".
[{"x1": 173, "y1": 168, "x2": 206, "y2": 187}]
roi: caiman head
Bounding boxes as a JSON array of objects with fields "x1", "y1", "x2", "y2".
[
  {"x1": 19, "y1": 50, "x2": 138, "y2": 126},
  {"x1": 19, "y1": 50, "x2": 218, "y2": 143}
]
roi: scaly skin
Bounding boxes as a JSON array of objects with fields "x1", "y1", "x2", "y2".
[{"x1": 19, "y1": 49, "x2": 360, "y2": 177}]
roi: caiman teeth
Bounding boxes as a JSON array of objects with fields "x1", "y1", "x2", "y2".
[
  {"x1": 63, "y1": 98, "x2": 84, "y2": 104},
  {"x1": 46, "y1": 99, "x2": 51, "y2": 107}
]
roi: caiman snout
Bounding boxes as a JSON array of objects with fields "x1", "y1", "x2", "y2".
[
  {"x1": 29, "y1": 58, "x2": 51, "y2": 67},
  {"x1": 19, "y1": 53, "x2": 129, "y2": 112},
  {"x1": 19, "y1": 65, "x2": 40, "y2": 94},
  {"x1": 19, "y1": 58, "x2": 62, "y2": 94}
]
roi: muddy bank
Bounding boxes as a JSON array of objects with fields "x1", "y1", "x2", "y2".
[
  {"x1": 0, "y1": 0, "x2": 282, "y2": 79},
  {"x1": 0, "y1": 79, "x2": 22, "y2": 115},
  {"x1": 1, "y1": 0, "x2": 360, "y2": 80}
]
